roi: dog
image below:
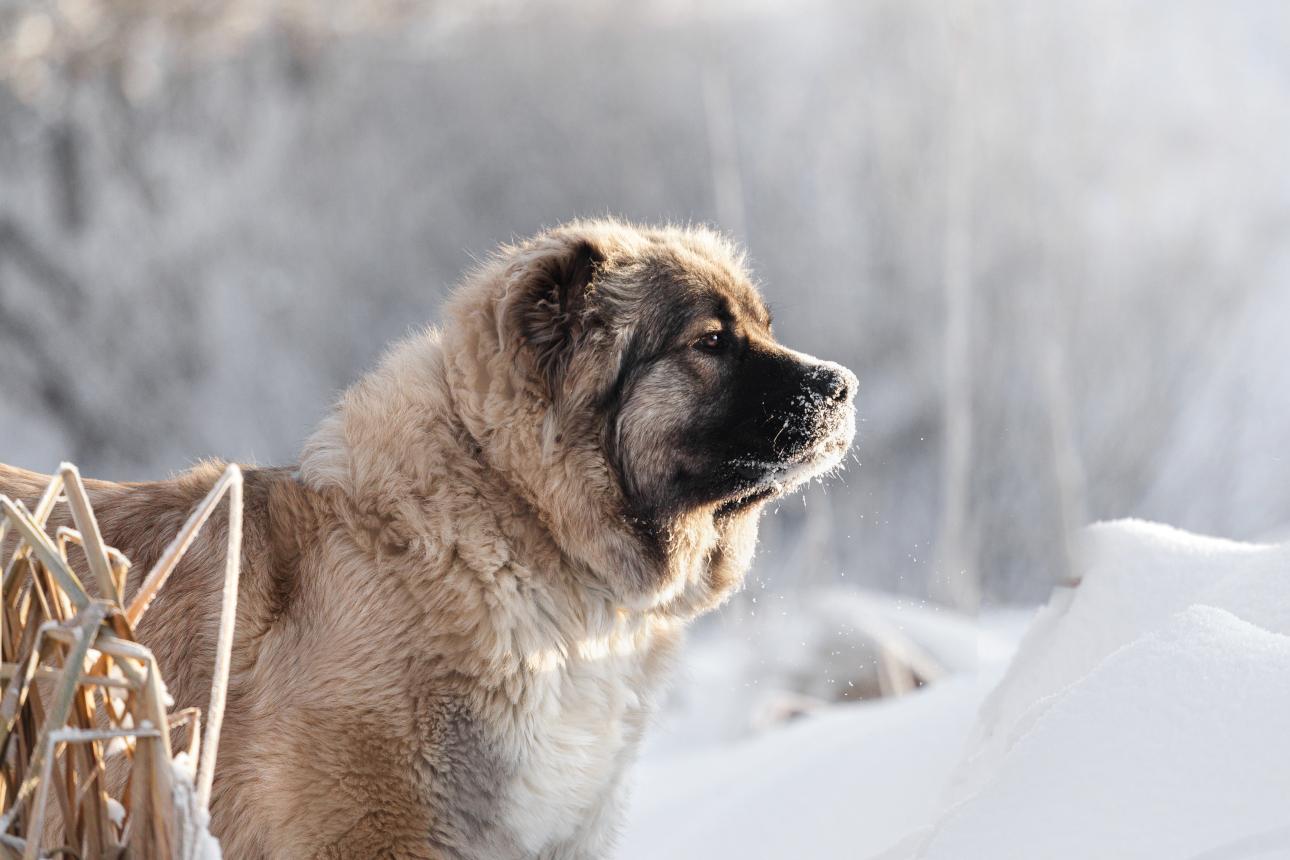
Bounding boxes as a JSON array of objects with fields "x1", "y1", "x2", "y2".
[{"x1": 0, "y1": 219, "x2": 856, "y2": 858}]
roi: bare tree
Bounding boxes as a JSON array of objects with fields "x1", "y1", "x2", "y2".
[{"x1": 933, "y1": 5, "x2": 981, "y2": 613}]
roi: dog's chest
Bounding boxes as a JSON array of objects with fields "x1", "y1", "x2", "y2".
[{"x1": 499, "y1": 643, "x2": 655, "y2": 852}]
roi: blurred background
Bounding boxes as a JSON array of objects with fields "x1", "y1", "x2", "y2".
[{"x1": 2, "y1": 0, "x2": 1289, "y2": 719}]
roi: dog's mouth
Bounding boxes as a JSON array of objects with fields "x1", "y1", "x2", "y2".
[
  {"x1": 715, "y1": 418, "x2": 854, "y2": 518},
  {"x1": 716, "y1": 485, "x2": 778, "y2": 518}
]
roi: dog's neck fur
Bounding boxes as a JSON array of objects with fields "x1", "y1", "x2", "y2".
[
  {"x1": 290, "y1": 325, "x2": 681, "y2": 857},
  {"x1": 298, "y1": 329, "x2": 661, "y2": 682},
  {"x1": 303, "y1": 271, "x2": 745, "y2": 610}
]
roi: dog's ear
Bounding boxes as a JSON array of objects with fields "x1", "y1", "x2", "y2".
[{"x1": 505, "y1": 236, "x2": 606, "y2": 396}]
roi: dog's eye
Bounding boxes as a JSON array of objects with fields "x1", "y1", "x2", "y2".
[{"x1": 694, "y1": 332, "x2": 727, "y2": 353}]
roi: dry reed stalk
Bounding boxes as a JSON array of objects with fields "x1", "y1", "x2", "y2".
[{"x1": 0, "y1": 462, "x2": 242, "y2": 859}]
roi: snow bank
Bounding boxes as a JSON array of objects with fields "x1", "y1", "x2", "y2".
[
  {"x1": 644, "y1": 589, "x2": 1020, "y2": 756},
  {"x1": 623, "y1": 599, "x2": 1024, "y2": 858},
  {"x1": 899, "y1": 520, "x2": 1290, "y2": 859},
  {"x1": 621, "y1": 673, "x2": 1005, "y2": 860},
  {"x1": 624, "y1": 521, "x2": 1290, "y2": 859}
]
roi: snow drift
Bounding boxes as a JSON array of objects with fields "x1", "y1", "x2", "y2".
[
  {"x1": 903, "y1": 520, "x2": 1290, "y2": 859},
  {"x1": 624, "y1": 521, "x2": 1290, "y2": 859}
]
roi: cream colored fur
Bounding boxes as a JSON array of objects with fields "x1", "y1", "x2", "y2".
[{"x1": 0, "y1": 219, "x2": 855, "y2": 858}]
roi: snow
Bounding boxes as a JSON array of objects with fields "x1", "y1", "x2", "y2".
[
  {"x1": 622, "y1": 673, "x2": 1005, "y2": 859},
  {"x1": 623, "y1": 521, "x2": 1290, "y2": 859},
  {"x1": 640, "y1": 589, "x2": 1024, "y2": 757},
  {"x1": 171, "y1": 751, "x2": 224, "y2": 860},
  {"x1": 622, "y1": 597, "x2": 1025, "y2": 858},
  {"x1": 105, "y1": 797, "x2": 125, "y2": 828}
]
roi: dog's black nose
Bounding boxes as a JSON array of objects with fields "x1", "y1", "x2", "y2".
[{"x1": 806, "y1": 365, "x2": 855, "y2": 404}]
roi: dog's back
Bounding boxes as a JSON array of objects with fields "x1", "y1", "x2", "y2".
[{"x1": 0, "y1": 461, "x2": 309, "y2": 723}]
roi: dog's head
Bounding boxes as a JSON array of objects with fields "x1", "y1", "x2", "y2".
[{"x1": 451, "y1": 220, "x2": 856, "y2": 615}]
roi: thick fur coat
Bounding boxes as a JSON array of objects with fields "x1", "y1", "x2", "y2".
[{"x1": 0, "y1": 220, "x2": 856, "y2": 858}]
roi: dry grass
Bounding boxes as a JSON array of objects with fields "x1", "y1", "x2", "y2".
[{"x1": 0, "y1": 462, "x2": 241, "y2": 859}]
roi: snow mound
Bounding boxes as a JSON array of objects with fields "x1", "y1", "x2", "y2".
[
  {"x1": 622, "y1": 600, "x2": 1026, "y2": 859},
  {"x1": 646, "y1": 589, "x2": 1021, "y2": 757},
  {"x1": 623, "y1": 521, "x2": 1290, "y2": 859},
  {"x1": 621, "y1": 673, "x2": 1004, "y2": 860},
  {"x1": 902, "y1": 519, "x2": 1290, "y2": 859}
]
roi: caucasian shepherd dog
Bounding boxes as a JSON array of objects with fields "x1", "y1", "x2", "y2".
[{"x1": 0, "y1": 219, "x2": 856, "y2": 858}]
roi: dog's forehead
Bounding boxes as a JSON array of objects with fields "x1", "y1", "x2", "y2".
[
  {"x1": 643, "y1": 245, "x2": 770, "y2": 331},
  {"x1": 728, "y1": 283, "x2": 772, "y2": 330}
]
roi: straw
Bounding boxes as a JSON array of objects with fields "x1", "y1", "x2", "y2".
[{"x1": 0, "y1": 462, "x2": 242, "y2": 858}]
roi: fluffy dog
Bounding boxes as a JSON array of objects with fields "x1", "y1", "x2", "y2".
[{"x1": 0, "y1": 219, "x2": 856, "y2": 858}]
